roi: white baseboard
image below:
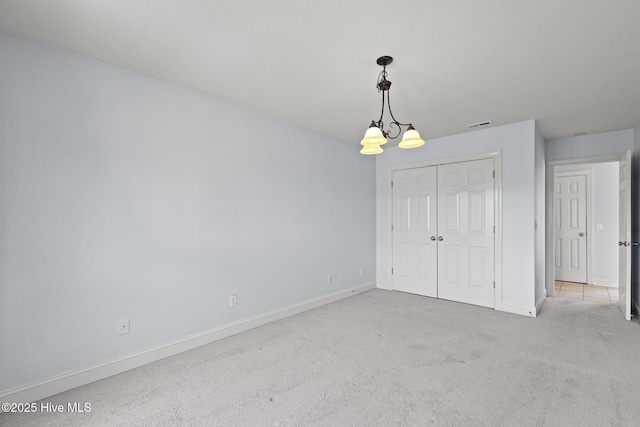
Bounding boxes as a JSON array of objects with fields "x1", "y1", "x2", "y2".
[
  {"x1": 500, "y1": 302, "x2": 537, "y2": 317},
  {"x1": 590, "y1": 278, "x2": 618, "y2": 288},
  {"x1": 0, "y1": 282, "x2": 377, "y2": 404},
  {"x1": 376, "y1": 281, "x2": 392, "y2": 291},
  {"x1": 380, "y1": 282, "x2": 539, "y2": 318}
]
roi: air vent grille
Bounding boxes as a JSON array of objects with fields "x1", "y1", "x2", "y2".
[{"x1": 466, "y1": 120, "x2": 492, "y2": 129}]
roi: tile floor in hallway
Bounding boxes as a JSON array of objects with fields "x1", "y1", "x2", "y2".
[{"x1": 554, "y1": 281, "x2": 619, "y2": 305}]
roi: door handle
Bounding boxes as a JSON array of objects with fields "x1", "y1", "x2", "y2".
[
  {"x1": 619, "y1": 241, "x2": 628, "y2": 246},
  {"x1": 579, "y1": 232, "x2": 585, "y2": 237},
  {"x1": 438, "y1": 236, "x2": 443, "y2": 241},
  {"x1": 632, "y1": 242, "x2": 639, "y2": 247},
  {"x1": 430, "y1": 236, "x2": 436, "y2": 241}
]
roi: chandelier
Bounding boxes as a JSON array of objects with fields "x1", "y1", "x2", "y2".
[{"x1": 360, "y1": 56, "x2": 425, "y2": 155}]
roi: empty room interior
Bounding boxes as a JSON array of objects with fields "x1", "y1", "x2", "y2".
[{"x1": 2, "y1": 1, "x2": 640, "y2": 426}]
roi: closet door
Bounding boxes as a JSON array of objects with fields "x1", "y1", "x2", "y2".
[
  {"x1": 437, "y1": 159, "x2": 495, "y2": 308},
  {"x1": 391, "y1": 167, "x2": 438, "y2": 297}
]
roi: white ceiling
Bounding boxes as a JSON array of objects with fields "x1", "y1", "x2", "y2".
[{"x1": 2, "y1": 0, "x2": 640, "y2": 144}]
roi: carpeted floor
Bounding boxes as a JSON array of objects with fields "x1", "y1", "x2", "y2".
[{"x1": 2, "y1": 289, "x2": 639, "y2": 426}]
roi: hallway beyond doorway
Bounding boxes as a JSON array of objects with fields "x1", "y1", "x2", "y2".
[{"x1": 554, "y1": 281, "x2": 618, "y2": 305}]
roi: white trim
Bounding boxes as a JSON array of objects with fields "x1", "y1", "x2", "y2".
[
  {"x1": 501, "y1": 302, "x2": 537, "y2": 317},
  {"x1": 0, "y1": 282, "x2": 377, "y2": 404},
  {"x1": 591, "y1": 278, "x2": 618, "y2": 288},
  {"x1": 386, "y1": 167, "x2": 394, "y2": 290},
  {"x1": 376, "y1": 281, "x2": 392, "y2": 291},
  {"x1": 386, "y1": 150, "x2": 503, "y2": 311},
  {"x1": 386, "y1": 151, "x2": 501, "y2": 172},
  {"x1": 494, "y1": 152, "x2": 503, "y2": 311}
]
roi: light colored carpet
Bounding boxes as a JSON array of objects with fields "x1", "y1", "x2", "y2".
[{"x1": 2, "y1": 289, "x2": 640, "y2": 426}]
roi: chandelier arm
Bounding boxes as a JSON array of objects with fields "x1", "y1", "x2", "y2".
[
  {"x1": 385, "y1": 121, "x2": 401, "y2": 140},
  {"x1": 385, "y1": 89, "x2": 411, "y2": 128}
]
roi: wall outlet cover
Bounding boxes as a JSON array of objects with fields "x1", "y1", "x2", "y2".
[{"x1": 118, "y1": 318, "x2": 130, "y2": 336}]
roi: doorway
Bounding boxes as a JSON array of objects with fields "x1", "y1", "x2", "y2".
[{"x1": 546, "y1": 153, "x2": 632, "y2": 319}]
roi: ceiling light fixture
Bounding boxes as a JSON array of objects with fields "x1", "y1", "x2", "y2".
[{"x1": 360, "y1": 56, "x2": 425, "y2": 155}]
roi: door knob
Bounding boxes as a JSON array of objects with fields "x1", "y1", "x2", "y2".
[
  {"x1": 438, "y1": 236, "x2": 443, "y2": 241},
  {"x1": 430, "y1": 236, "x2": 436, "y2": 241},
  {"x1": 632, "y1": 242, "x2": 639, "y2": 247},
  {"x1": 619, "y1": 241, "x2": 628, "y2": 246},
  {"x1": 579, "y1": 232, "x2": 585, "y2": 237}
]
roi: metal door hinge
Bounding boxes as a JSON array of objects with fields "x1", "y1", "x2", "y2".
[
  {"x1": 492, "y1": 170, "x2": 495, "y2": 178},
  {"x1": 493, "y1": 281, "x2": 495, "y2": 289},
  {"x1": 391, "y1": 268, "x2": 394, "y2": 274},
  {"x1": 391, "y1": 181, "x2": 394, "y2": 187}
]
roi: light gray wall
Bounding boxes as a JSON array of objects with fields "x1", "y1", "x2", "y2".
[
  {"x1": 555, "y1": 162, "x2": 619, "y2": 285},
  {"x1": 0, "y1": 32, "x2": 377, "y2": 393},
  {"x1": 375, "y1": 120, "x2": 537, "y2": 309},
  {"x1": 534, "y1": 125, "x2": 546, "y2": 302},
  {"x1": 546, "y1": 129, "x2": 634, "y2": 162}
]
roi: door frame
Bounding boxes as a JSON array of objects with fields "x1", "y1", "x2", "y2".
[
  {"x1": 553, "y1": 170, "x2": 593, "y2": 285},
  {"x1": 387, "y1": 150, "x2": 503, "y2": 311},
  {"x1": 545, "y1": 154, "x2": 621, "y2": 298}
]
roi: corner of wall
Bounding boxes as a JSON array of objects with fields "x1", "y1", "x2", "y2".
[
  {"x1": 633, "y1": 122, "x2": 640, "y2": 312},
  {"x1": 535, "y1": 288, "x2": 547, "y2": 317},
  {"x1": 534, "y1": 122, "x2": 547, "y2": 303},
  {"x1": 500, "y1": 302, "x2": 538, "y2": 318}
]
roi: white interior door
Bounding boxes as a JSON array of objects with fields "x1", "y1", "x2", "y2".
[
  {"x1": 391, "y1": 167, "x2": 438, "y2": 297},
  {"x1": 437, "y1": 159, "x2": 495, "y2": 308},
  {"x1": 618, "y1": 151, "x2": 632, "y2": 321},
  {"x1": 554, "y1": 174, "x2": 588, "y2": 283}
]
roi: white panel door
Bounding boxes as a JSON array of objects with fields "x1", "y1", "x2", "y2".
[
  {"x1": 618, "y1": 151, "x2": 632, "y2": 321},
  {"x1": 437, "y1": 159, "x2": 495, "y2": 308},
  {"x1": 392, "y1": 167, "x2": 438, "y2": 297},
  {"x1": 554, "y1": 175, "x2": 587, "y2": 283}
]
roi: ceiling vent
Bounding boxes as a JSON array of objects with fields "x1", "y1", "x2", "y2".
[{"x1": 466, "y1": 120, "x2": 493, "y2": 129}]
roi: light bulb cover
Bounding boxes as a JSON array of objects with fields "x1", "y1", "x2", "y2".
[
  {"x1": 360, "y1": 122, "x2": 387, "y2": 146},
  {"x1": 398, "y1": 125, "x2": 425, "y2": 149},
  {"x1": 360, "y1": 144, "x2": 384, "y2": 155}
]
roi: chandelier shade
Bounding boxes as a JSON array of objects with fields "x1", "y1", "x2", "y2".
[
  {"x1": 398, "y1": 125, "x2": 425, "y2": 149},
  {"x1": 359, "y1": 56, "x2": 425, "y2": 155},
  {"x1": 360, "y1": 144, "x2": 384, "y2": 155},
  {"x1": 360, "y1": 122, "x2": 387, "y2": 146}
]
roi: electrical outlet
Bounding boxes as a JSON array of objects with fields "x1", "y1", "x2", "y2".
[
  {"x1": 327, "y1": 273, "x2": 333, "y2": 284},
  {"x1": 229, "y1": 294, "x2": 237, "y2": 307},
  {"x1": 118, "y1": 318, "x2": 130, "y2": 336}
]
